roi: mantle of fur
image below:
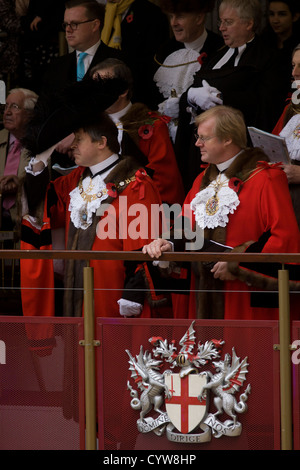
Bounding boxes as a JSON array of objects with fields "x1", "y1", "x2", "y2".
[
  {"x1": 63, "y1": 155, "x2": 147, "y2": 317},
  {"x1": 228, "y1": 242, "x2": 300, "y2": 291},
  {"x1": 200, "y1": 147, "x2": 269, "y2": 190},
  {"x1": 193, "y1": 147, "x2": 271, "y2": 319}
]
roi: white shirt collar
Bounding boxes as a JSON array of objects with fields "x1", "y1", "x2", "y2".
[
  {"x1": 108, "y1": 102, "x2": 132, "y2": 124},
  {"x1": 216, "y1": 150, "x2": 244, "y2": 173},
  {"x1": 77, "y1": 39, "x2": 101, "y2": 57},
  {"x1": 89, "y1": 153, "x2": 119, "y2": 179},
  {"x1": 184, "y1": 29, "x2": 208, "y2": 52},
  {"x1": 213, "y1": 36, "x2": 255, "y2": 69}
]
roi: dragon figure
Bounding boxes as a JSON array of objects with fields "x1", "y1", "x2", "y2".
[
  {"x1": 126, "y1": 346, "x2": 171, "y2": 421},
  {"x1": 200, "y1": 347, "x2": 251, "y2": 426}
]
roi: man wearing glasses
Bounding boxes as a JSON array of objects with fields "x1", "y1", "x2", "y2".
[
  {"x1": 175, "y1": 0, "x2": 288, "y2": 194},
  {"x1": 143, "y1": 105, "x2": 300, "y2": 321},
  {"x1": 0, "y1": 88, "x2": 38, "y2": 231},
  {"x1": 42, "y1": 0, "x2": 125, "y2": 94}
]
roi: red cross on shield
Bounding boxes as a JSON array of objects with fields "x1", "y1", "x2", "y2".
[{"x1": 165, "y1": 373, "x2": 207, "y2": 434}]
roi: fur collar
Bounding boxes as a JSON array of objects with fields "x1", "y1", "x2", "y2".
[
  {"x1": 200, "y1": 147, "x2": 269, "y2": 190},
  {"x1": 120, "y1": 102, "x2": 157, "y2": 147},
  {"x1": 63, "y1": 155, "x2": 145, "y2": 317},
  {"x1": 193, "y1": 147, "x2": 270, "y2": 319}
]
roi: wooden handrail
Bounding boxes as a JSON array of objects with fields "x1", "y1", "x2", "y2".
[{"x1": 0, "y1": 249, "x2": 299, "y2": 263}]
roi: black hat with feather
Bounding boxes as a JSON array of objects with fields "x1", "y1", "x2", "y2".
[{"x1": 22, "y1": 76, "x2": 128, "y2": 156}]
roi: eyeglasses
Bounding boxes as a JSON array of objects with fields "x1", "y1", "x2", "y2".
[
  {"x1": 62, "y1": 19, "x2": 96, "y2": 31},
  {"x1": 194, "y1": 133, "x2": 215, "y2": 143},
  {"x1": 217, "y1": 19, "x2": 236, "y2": 28},
  {"x1": 4, "y1": 103, "x2": 23, "y2": 112}
]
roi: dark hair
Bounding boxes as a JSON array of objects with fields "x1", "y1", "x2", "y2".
[
  {"x1": 65, "y1": 0, "x2": 105, "y2": 29},
  {"x1": 90, "y1": 58, "x2": 134, "y2": 100},
  {"x1": 267, "y1": 0, "x2": 300, "y2": 17},
  {"x1": 81, "y1": 112, "x2": 120, "y2": 155},
  {"x1": 160, "y1": 0, "x2": 216, "y2": 14}
]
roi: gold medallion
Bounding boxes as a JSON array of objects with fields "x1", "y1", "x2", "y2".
[
  {"x1": 205, "y1": 194, "x2": 219, "y2": 216},
  {"x1": 293, "y1": 125, "x2": 300, "y2": 140}
]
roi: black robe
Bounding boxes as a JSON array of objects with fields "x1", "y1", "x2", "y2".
[{"x1": 175, "y1": 35, "x2": 287, "y2": 194}]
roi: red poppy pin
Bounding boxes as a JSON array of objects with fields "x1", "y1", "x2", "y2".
[
  {"x1": 228, "y1": 177, "x2": 243, "y2": 193},
  {"x1": 126, "y1": 13, "x2": 134, "y2": 23},
  {"x1": 138, "y1": 124, "x2": 153, "y2": 140},
  {"x1": 197, "y1": 52, "x2": 208, "y2": 65},
  {"x1": 106, "y1": 182, "x2": 117, "y2": 198}
]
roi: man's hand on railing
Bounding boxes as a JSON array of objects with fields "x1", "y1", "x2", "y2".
[
  {"x1": 211, "y1": 261, "x2": 237, "y2": 281},
  {"x1": 142, "y1": 238, "x2": 173, "y2": 259}
]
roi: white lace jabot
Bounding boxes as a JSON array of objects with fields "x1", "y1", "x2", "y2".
[
  {"x1": 154, "y1": 48, "x2": 201, "y2": 98},
  {"x1": 280, "y1": 114, "x2": 300, "y2": 161},
  {"x1": 190, "y1": 173, "x2": 240, "y2": 230},
  {"x1": 69, "y1": 174, "x2": 108, "y2": 230}
]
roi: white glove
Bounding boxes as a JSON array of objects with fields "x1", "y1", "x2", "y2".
[
  {"x1": 158, "y1": 96, "x2": 180, "y2": 119},
  {"x1": 25, "y1": 143, "x2": 56, "y2": 175},
  {"x1": 118, "y1": 298, "x2": 143, "y2": 317},
  {"x1": 188, "y1": 80, "x2": 223, "y2": 110}
]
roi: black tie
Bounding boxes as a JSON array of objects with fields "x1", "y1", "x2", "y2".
[
  {"x1": 90, "y1": 159, "x2": 120, "y2": 178},
  {"x1": 224, "y1": 47, "x2": 239, "y2": 68}
]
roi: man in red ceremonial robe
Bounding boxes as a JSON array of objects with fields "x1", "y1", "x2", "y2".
[
  {"x1": 143, "y1": 105, "x2": 300, "y2": 321},
  {"x1": 21, "y1": 112, "x2": 163, "y2": 327}
]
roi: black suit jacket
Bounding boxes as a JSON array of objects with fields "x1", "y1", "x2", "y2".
[
  {"x1": 175, "y1": 36, "x2": 287, "y2": 194},
  {"x1": 119, "y1": 0, "x2": 169, "y2": 107},
  {"x1": 42, "y1": 41, "x2": 125, "y2": 94}
]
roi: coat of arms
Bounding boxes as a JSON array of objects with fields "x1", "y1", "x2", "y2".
[{"x1": 126, "y1": 322, "x2": 251, "y2": 443}]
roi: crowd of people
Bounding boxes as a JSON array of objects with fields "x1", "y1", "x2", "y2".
[{"x1": 1, "y1": 0, "x2": 300, "y2": 325}]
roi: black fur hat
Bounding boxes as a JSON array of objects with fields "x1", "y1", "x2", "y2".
[{"x1": 22, "y1": 76, "x2": 128, "y2": 156}]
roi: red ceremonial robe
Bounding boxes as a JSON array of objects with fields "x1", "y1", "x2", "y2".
[
  {"x1": 172, "y1": 150, "x2": 300, "y2": 321},
  {"x1": 120, "y1": 105, "x2": 185, "y2": 205},
  {"x1": 21, "y1": 158, "x2": 163, "y2": 324}
]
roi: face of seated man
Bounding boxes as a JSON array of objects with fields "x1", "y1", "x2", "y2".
[
  {"x1": 71, "y1": 129, "x2": 111, "y2": 167},
  {"x1": 3, "y1": 91, "x2": 28, "y2": 139},
  {"x1": 218, "y1": 5, "x2": 255, "y2": 48},
  {"x1": 167, "y1": 11, "x2": 206, "y2": 43},
  {"x1": 63, "y1": 5, "x2": 100, "y2": 51},
  {"x1": 194, "y1": 115, "x2": 241, "y2": 165}
]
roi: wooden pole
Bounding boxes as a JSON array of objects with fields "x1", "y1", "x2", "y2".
[
  {"x1": 278, "y1": 268, "x2": 293, "y2": 450},
  {"x1": 83, "y1": 266, "x2": 97, "y2": 450}
]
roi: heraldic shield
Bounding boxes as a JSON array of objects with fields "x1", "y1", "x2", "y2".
[{"x1": 165, "y1": 373, "x2": 208, "y2": 434}]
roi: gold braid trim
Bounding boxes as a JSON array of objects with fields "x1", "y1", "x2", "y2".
[
  {"x1": 77, "y1": 174, "x2": 137, "y2": 203},
  {"x1": 154, "y1": 54, "x2": 199, "y2": 68}
]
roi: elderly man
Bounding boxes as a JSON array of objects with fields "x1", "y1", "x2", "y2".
[
  {"x1": 0, "y1": 87, "x2": 38, "y2": 230},
  {"x1": 175, "y1": 0, "x2": 287, "y2": 193},
  {"x1": 143, "y1": 105, "x2": 300, "y2": 321},
  {"x1": 42, "y1": 0, "x2": 125, "y2": 93}
]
